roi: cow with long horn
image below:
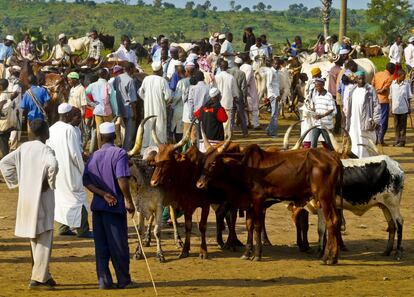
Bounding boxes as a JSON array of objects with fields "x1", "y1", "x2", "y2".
[{"x1": 128, "y1": 116, "x2": 183, "y2": 262}]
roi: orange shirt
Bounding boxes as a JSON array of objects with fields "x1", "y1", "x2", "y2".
[{"x1": 371, "y1": 70, "x2": 393, "y2": 104}]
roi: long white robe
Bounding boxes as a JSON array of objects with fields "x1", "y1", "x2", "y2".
[
  {"x1": 139, "y1": 75, "x2": 172, "y2": 148},
  {"x1": 171, "y1": 78, "x2": 189, "y2": 134},
  {"x1": 0, "y1": 141, "x2": 58, "y2": 238},
  {"x1": 240, "y1": 63, "x2": 260, "y2": 128},
  {"x1": 349, "y1": 87, "x2": 375, "y2": 158},
  {"x1": 47, "y1": 121, "x2": 87, "y2": 228}
]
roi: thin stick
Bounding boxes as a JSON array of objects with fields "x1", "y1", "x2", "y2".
[{"x1": 131, "y1": 212, "x2": 158, "y2": 296}]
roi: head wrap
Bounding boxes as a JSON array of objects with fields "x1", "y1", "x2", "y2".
[
  {"x1": 185, "y1": 61, "x2": 196, "y2": 69},
  {"x1": 310, "y1": 67, "x2": 321, "y2": 76},
  {"x1": 209, "y1": 87, "x2": 220, "y2": 98},
  {"x1": 58, "y1": 103, "x2": 72, "y2": 114},
  {"x1": 58, "y1": 33, "x2": 66, "y2": 40},
  {"x1": 355, "y1": 70, "x2": 365, "y2": 76},
  {"x1": 67, "y1": 72, "x2": 79, "y2": 80},
  {"x1": 409, "y1": 36, "x2": 414, "y2": 43},
  {"x1": 151, "y1": 61, "x2": 162, "y2": 72},
  {"x1": 99, "y1": 122, "x2": 116, "y2": 134}
]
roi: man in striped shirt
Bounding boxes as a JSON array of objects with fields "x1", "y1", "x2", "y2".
[{"x1": 310, "y1": 78, "x2": 336, "y2": 149}]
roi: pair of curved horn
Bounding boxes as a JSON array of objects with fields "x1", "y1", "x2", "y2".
[
  {"x1": 128, "y1": 115, "x2": 157, "y2": 156},
  {"x1": 282, "y1": 120, "x2": 302, "y2": 150},
  {"x1": 291, "y1": 125, "x2": 319, "y2": 150},
  {"x1": 200, "y1": 122, "x2": 231, "y2": 153},
  {"x1": 173, "y1": 119, "x2": 196, "y2": 150}
]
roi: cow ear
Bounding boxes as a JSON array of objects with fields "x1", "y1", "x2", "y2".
[{"x1": 222, "y1": 157, "x2": 241, "y2": 166}]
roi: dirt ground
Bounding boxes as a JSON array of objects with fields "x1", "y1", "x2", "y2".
[{"x1": 1, "y1": 115, "x2": 414, "y2": 297}]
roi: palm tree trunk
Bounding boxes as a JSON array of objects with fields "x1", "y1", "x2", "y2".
[{"x1": 339, "y1": 0, "x2": 347, "y2": 40}]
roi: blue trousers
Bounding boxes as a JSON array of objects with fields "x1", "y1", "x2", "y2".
[
  {"x1": 92, "y1": 211, "x2": 131, "y2": 288},
  {"x1": 376, "y1": 103, "x2": 389, "y2": 144},
  {"x1": 266, "y1": 97, "x2": 279, "y2": 136}
]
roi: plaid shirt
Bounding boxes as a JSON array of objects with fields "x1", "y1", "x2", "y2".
[
  {"x1": 17, "y1": 41, "x2": 34, "y2": 58},
  {"x1": 88, "y1": 38, "x2": 103, "y2": 60}
]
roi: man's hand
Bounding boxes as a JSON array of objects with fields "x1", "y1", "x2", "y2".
[
  {"x1": 125, "y1": 200, "x2": 135, "y2": 218},
  {"x1": 103, "y1": 193, "x2": 117, "y2": 207},
  {"x1": 314, "y1": 114, "x2": 323, "y2": 120}
]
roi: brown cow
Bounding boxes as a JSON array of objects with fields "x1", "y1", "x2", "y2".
[
  {"x1": 197, "y1": 139, "x2": 343, "y2": 264},
  {"x1": 361, "y1": 45, "x2": 383, "y2": 58}
]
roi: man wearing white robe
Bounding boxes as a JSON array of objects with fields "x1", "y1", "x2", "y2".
[
  {"x1": 240, "y1": 58, "x2": 260, "y2": 129},
  {"x1": 0, "y1": 119, "x2": 58, "y2": 289},
  {"x1": 47, "y1": 103, "x2": 92, "y2": 238},
  {"x1": 346, "y1": 71, "x2": 381, "y2": 158},
  {"x1": 139, "y1": 62, "x2": 172, "y2": 149}
]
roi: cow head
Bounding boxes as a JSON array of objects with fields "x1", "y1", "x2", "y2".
[
  {"x1": 196, "y1": 127, "x2": 240, "y2": 189},
  {"x1": 150, "y1": 119, "x2": 195, "y2": 187}
]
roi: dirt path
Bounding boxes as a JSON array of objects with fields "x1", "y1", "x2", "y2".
[{"x1": 1, "y1": 116, "x2": 414, "y2": 296}]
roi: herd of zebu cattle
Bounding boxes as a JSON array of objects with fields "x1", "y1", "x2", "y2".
[{"x1": 127, "y1": 116, "x2": 405, "y2": 265}]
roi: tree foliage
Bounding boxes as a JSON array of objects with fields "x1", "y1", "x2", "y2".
[{"x1": 366, "y1": 0, "x2": 414, "y2": 40}]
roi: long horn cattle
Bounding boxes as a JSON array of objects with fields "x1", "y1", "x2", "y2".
[
  {"x1": 197, "y1": 140, "x2": 343, "y2": 264},
  {"x1": 128, "y1": 115, "x2": 183, "y2": 262}
]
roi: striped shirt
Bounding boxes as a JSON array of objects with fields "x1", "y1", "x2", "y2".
[
  {"x1": 312, "y1": 90, "x2": 337, "y2": 129},
  {"x1": 389, "y1": 80, "x2": 412, "y2": 114}
]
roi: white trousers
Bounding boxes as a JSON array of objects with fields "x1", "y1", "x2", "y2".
[
  {"x1": 30, "y1": 230, "x2": 53, "y2": 283},
  {"x1": 223, "y1": 109, "x2": 232, "y2": 139},
  {"x1": 246, "y1": 95, "x2": 260, "y2": 128}
]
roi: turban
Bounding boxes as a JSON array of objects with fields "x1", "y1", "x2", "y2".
[{"x1": 310, "y1": 67, "x2": 321, "y2": 76}]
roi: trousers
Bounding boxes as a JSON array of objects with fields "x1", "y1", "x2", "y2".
[
  {"x1": 92, "y1": 211, "x2": 131, "y2": 289},
  {"x1": 58, "y1": 206, "x2": 90, "y2": 236},
  {"x1": 121, "y1": 117, "x2": 136, "y2": 151},
  {"x1": 310, "y1": 128, "x2": 334, "y2": 150},
  {"x1": 394, "y1": 113, "x2": 408, "y2": 145},
  {"x1": 30, "y1": 230, "x2": 53, "y2": 283},
  {"x1": 223, "y1": 109, "x2": 232, "y2": 139},
  {"x1": 94, "y1": 115, "x2": 113, "y2": 148},
  {"x1": 266, "y1": 97, "x2": 278, "y2": 136},
  {"x1": 376, "y1": 103, "x2": 389, "y2": 144},
  {"x1": 0, "y1": 131, "x2": 11, "y2": 159},
  {"x1": 230, "y1": 97, "x2": 248, "y2": 136}
]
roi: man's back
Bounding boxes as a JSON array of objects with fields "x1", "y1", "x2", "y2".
[
  {"x1": 215, "y1": 71, "x2": 238, "y2": 109},
  {"x1": 372, "y1": 70, "x2": 392, "y2": 103},
  {"x1": 83, "y1": 143, "x2": 129, "y2": 214},
  {"x1": 21, "y1": 86, "x2": 50, "y2": 121}
]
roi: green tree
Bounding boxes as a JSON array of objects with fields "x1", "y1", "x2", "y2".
[
  {"x1": 153, "y1": 0, "x2": 162, "y2": 8},
  {"x1": 267, "y1": 5, "x2": 272, "y2": 10},
  {"x1": 137, "y1": 0, "x2": 145, "y2": 6},
  {"x1": 234, "y1": 5, "x2": 242, "y2": 11},
  {"x1": 242, "y1": 7, "x2": 250, "y2": 12},
  {"x1": 212, "y1": 6, "x2": 217, "y2": 11},
  {"x1": 256, "y1": 2, "x2": 266, "y2": 11},
  {"x1": 203, "y1": 1, "x2": 211, "y2": 10},
  {"x1": 229, "y1": 1, "x2": 235, "y2": 11},
  {"x1": 366, "y1": 0, "x2": 413, "y2": 40},
  {"x1": 185, "y1": 1, "x2": 195, "y2": 10}
]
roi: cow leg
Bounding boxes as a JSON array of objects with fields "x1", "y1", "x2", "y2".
[
  {"x1": 170, "y1": 206, "x2": 183, "y2": 249},
  {"x1": 224, "y1": 207, "x2": 243, "y2": 251},
  {"x1": 381, "y1": 206, "x2": 396, "y2": 256},
  {"x1": 214, "y1": 203, "x2": 227, "y2": 249},
  {"x1": 395, "y1": 220, "x2": 403, "y2": 260},
  {"x1": 133, "y1": 210, "x2": 145, "y2": 260},
  {"x1": 179, "y1": 213, "x2": 192, "y2": 258},
  {"x1": 319, "y1": 197, "x2": 340, "y2": 265},
  {"x1": 252, "y1": 203, "x2": 264, "y2": 261},
  {"x1": 143, "y1": 214, "x2": 154, "y2": 247},
  {"x1": 199, "y1": 205, "x2": 210, "y2": 259},
  {"x1": 337, "y1": 209, "x2": 348, "y2": 251},
  {"x1": 316, "y1": 208, "x2": 327, "y2": 258},
  {"x1": 154, "y1": 205, "x2": 165, "y2": 263},
  {"x1": 298, "y1": 209, "x2": 310, "y2": 252},
  {"x1": 261, "y1": 208, "x2": 272, "y2": 246},
  {"x1": 241, "y1": 208, "x2": 254, "y2": 260}
]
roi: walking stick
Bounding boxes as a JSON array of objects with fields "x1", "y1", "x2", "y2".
[{"x1": 130, "y1": 201, "x2": 159, "y2": 296}]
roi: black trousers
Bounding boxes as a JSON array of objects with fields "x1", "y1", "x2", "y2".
[
  {"x1": 394, "y1": 113, "x2": 408, "y2": 145},
  {"x1": 333, "y1": 102, "x2": 342, "y2": 135},
  {"x1": 0, "y1": 131, "x2": 11, "y2": 159}
]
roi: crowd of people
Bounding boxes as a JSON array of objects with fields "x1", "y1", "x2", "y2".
[{"x1": 0, "y1": 27, "x2": 413, "y2": 290}]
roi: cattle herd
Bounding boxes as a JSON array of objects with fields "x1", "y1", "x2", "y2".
[{"x1": 126, "y1": 116, "x2": 405, "y2": 266}]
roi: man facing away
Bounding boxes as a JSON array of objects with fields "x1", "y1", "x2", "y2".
[
  {"x1": 83, "y1": 122, "x2": 137, "y2": 289},
  {"x1": 138, "y1": 61, "x2": 172, "y2": 149},
  {"x1": 47, "y1": 103, "x2": 92, "y2": 238},
  {"x1": 0, "y1": 119, "x2": 58, "y2": 290}
]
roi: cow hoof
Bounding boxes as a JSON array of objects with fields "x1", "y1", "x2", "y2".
[
  {"x1": 133, "y1": 253, "x2": 143, "y2": 260},
  {"x1": 394, "y1": 250, "x2": 403, "y2": 261},
  {"x1": 179, "y1": 251, "x2": 189, "y2": 259},
  {"x1": 382, "y1": 250, "x2": 392, "y2": 257},
  {"x1": 322, "y1": 258, "x2": 338, "y2": 265},
  {"x1": 240, "y1": 254, "x2": 250, "y2": 260},
  {"x1": 199, "y1": 253, "x2": 208, "y2": 260},
  {"x1": 263, "y1": 240, "x2": 272, "y2": 247},
  {"x1": 252, "y1": 256, "x2": 262, "y2": 262},
  {"x1": 340, "y1": 245, "x2": 349, "y2": 252}
]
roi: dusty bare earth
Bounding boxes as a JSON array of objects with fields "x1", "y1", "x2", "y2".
[{"x1": 1, "y1": 114, "x2": 414, "y2": 297}]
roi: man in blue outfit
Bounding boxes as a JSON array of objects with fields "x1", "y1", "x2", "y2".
[{"x1": 83, "y1": 122, "x2": 138, "y2": 290}]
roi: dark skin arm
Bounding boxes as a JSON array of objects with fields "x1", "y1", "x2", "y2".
[
  {"x1": 85, "y1": 184, "x2": 118, "y2": 207},
  {"x1": 118, "y1": 177, "x2": 135, "y2": 218},
  {"x1": 314, "y1": 109, "x2": 334, "y2": 120}
]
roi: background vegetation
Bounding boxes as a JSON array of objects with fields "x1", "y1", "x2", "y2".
[{"x1": 0, "y1": 0, "x2": 407, "y2": 51}]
